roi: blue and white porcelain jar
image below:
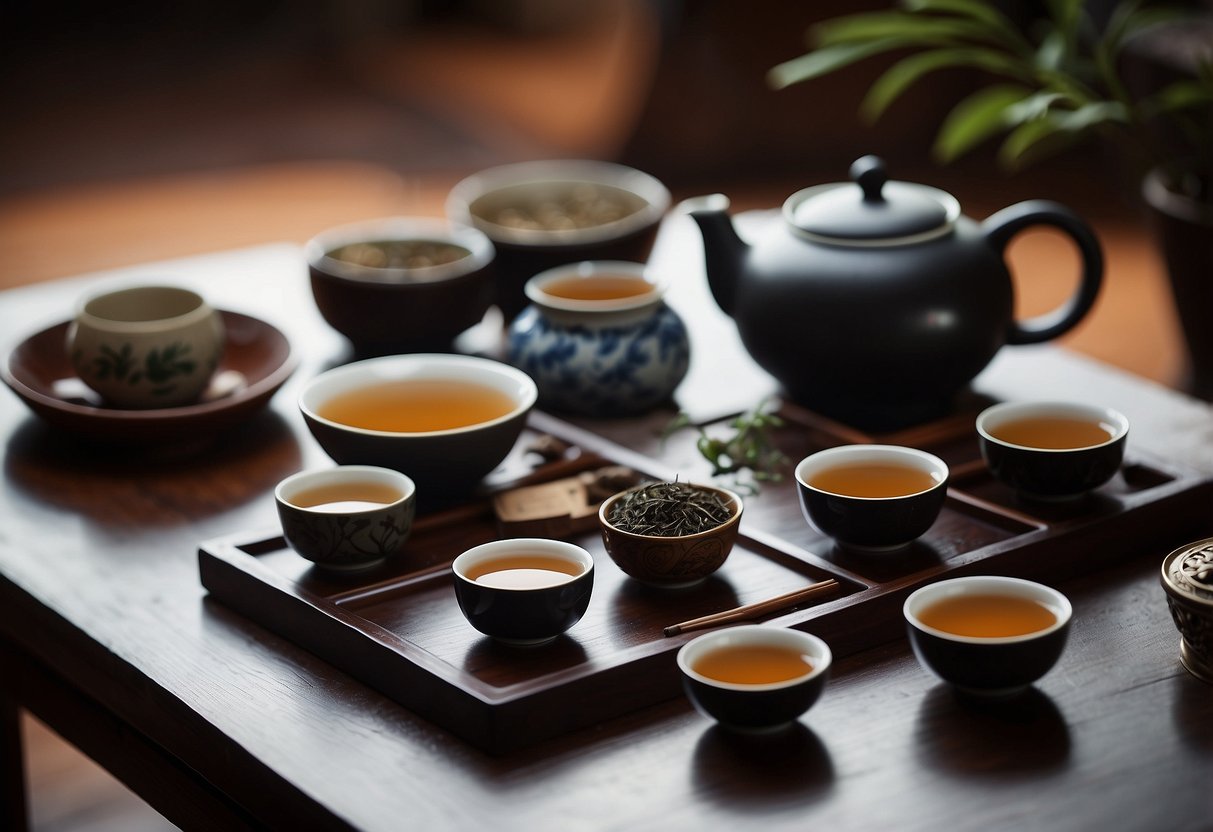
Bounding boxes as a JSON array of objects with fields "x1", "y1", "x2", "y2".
[{"x1": 507, "y1": 261, "x2": 690, "y2": 416}]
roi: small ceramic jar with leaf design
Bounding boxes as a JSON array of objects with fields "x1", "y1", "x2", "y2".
[
  {"x1": 275, "y1": 465, "x2": 417, "y2": 572},
  {"x1": 506, "y1": 261, "x2": 690, "y2": 416},
  {"x1": 67, "y1": 285, "x2": 225, "y2": 409}
]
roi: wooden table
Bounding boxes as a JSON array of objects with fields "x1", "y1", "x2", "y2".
[{"x1": 2, "y1": 215, "x2": 1212, "y2": 830}]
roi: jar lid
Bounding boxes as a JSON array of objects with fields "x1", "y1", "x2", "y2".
[
  {"x1": 784, "y1": 156, "x2": 959, "y2": 245},
  {"x1": 1162, "y1": 537, "x2": 1213, "y2": 604}
]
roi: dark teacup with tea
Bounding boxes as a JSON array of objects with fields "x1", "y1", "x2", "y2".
[
  {"x1": 794, "y1": 444, "x2": 949, "y2": 552},
  {"x1": 904, "y1": 575, "x2": 1073, "y2": 696},
  {"x1": 452, "y1": 538, "x2": 594, "y2": 645},
  {"x1": 677, "y1": 624, "x2": 832, "y2": 732},
  {"x1": 976, "y1": 400, "x2": 1129, "y2": 501}
]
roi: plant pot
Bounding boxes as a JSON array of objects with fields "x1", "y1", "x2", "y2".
[{"x1": 1143, "y1": 169, "x2": 1213, "y2": 400}]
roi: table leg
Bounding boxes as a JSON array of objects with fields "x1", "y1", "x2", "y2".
[
  {"x1": 0, "y1": 640, "x2": 261, "y2": 831},
  {"x1": 1, "y1": 680, "x2": 30, "y2": 832}
]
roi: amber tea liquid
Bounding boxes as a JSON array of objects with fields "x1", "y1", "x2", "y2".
[
  {"x1": 541, "y1": 275, "x2": 654, "y2": 301},
  {"x1": 918, "y1": 593, "x2": 1057, "y2": 638},
  {"x1": 318, "y1": 379, "x2": 515, "y2": 432},
  {"x1": 692, "y1": 644, "x2": 815, "y2": 685},
  {"x1": 289, "y1": 482, "x2": 402, "y2": 513},
  {"x1": 990, "y1": 416, "x2": 1114, "y2": 450},
  {"x1": 466, "y1": 555, "x2": 584, "y2": 590},
  {"x1": 809, "y1": 462, "x2": 938, "y2": 498}
]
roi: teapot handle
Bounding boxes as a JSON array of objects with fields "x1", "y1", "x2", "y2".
[{"x1": 982, "y1": 200, "x2": 1104, "y2": 345}]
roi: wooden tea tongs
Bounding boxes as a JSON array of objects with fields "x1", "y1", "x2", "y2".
[{"x1": 663, "y1": 578, "x2": 841, "y2": 637}]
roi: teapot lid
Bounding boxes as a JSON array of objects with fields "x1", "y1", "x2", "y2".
[{"x1": 785, "y1": 156, "x2": 960, "y2": 245}]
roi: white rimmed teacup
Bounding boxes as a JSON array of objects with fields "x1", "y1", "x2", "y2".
[
  {"x1": 452, "y1": 538, "x2": 594, "y2": 645},
  {"x1": 795, "y1": 444, "x2": 949, "y2": 552},
  {"x1": 904, "y1": 575, "x2": 1072, "y2": 696},
  {"x1": 976, "y1": 400, "x2": 1129, "y2": 500},
  {"x1": 677, "y1": 625, "x2": 832, "y2": 732}
]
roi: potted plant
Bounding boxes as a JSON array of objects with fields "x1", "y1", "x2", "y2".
[{"x1": 768, "y1": 0, "x2": 1213, "y2": 397}]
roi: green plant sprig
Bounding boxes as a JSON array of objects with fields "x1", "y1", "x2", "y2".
[
  {"x1": 662, "y1": 399, "x2": 790, "y2": 491},
  {"x1": 768, "y1": 0, "x2": 1213, "y2": 195}
]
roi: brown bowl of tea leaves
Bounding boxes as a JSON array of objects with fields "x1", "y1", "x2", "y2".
[
  {"x1": 598, "y1": 481, "x2": 742, "y2": 588},
  {"x1": 305, "y1": 217, "x2": 495, "y2": 355}
]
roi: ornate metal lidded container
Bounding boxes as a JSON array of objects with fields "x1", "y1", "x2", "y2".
[{"x1": 1161, "y1": 537, "x2": 1213, "y2": 683}]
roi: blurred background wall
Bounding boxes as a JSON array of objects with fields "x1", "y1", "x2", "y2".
[{"x1": 0, "y1": 0, "x2": 1137, "y2": 206}]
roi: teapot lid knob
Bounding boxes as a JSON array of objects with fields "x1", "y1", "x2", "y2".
[{"x1": 851, "y1": 156, "x2": 887, "y2": 203}]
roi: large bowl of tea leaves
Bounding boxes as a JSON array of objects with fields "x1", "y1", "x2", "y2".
[
  {"x1": 598, "y1": 481, "x2": 742, "y2": 588},
  {"x1": 306, "y1": 217, "x2": 495, "y2": 355},
  {"x1": 446, "y1": 160, "x2": 670, "y2": 321}
]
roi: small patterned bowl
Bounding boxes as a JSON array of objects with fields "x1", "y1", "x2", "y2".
[
  {"x1": 598, "y1": 482, "x2": 742, "y2": 588},
  {"x1": 275, "y1": 465, "x2": 416, "y2": 571},
  {"x1": 506, "y1": 261, "x2": 690, "y2": 417}
]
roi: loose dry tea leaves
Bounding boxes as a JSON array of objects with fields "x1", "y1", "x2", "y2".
[{"x1": 608, "y1": 481, "x2": 732, "y2": 537}]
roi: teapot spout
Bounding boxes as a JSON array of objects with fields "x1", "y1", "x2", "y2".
[{"x1": 680, "y1": 194, "x2": 748, "y2": 316}]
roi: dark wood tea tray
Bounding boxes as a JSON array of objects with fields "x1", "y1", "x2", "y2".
[{"x1": 198, "y1": 405, "x2": 1213, "y2": 754}]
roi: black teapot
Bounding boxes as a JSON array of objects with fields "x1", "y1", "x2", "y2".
[{"x1": 684, "y1": 156, "x2": 1103, "y2": 429}]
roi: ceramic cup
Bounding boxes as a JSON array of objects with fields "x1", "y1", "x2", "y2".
[
  {"x1": 452, "y1": 538, "x2": 594, "y2": 645},
  {"x1": 677, "y1": 625, "x2": 832, "y2": 732},
  {"x1": 275, "y1": 465, "x2": 417, "y2": 571},
  {"x1": 904, "y1": 575, "x2": 1072, "y2": 696},
  {"x1": 976, "y1": 400, "x2": 1129, "y2": 500},
  {"x1": 794, "y1": 444, "x2": 949, "y2": 552},
  {"x1": 67, "y1": 285, "x2": 225, "y2": 409},
  {"x1": 506, "y1": 261, "x2": 690, "y2": 416}
]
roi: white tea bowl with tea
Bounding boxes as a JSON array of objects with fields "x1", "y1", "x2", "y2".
[
  {"x1": 904, "y1": 575, "x2": 1072, "y2": 696},
  {"x1": 976, "y1": 400, "x2": 1129, "y2": 500},
  {"x1": 67, "y1": 284, "x2": 224, "y2": 409},
  {"x1": 452, "y1": 537, "x2": 594, "y2": 645},
  {"x1": 275, "y1": 465, "x2": 417, "y2": 571},
  {"x1": 299, "y1": 354, "x2": 537, "y2": 498},
  {"x1": 794, "y1": 444, "x2": 949, "y2": 552},
  {"x1": 677, "y1": 624, "x2": 832, "y2": 732}
]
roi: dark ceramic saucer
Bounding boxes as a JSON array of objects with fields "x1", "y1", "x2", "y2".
[{"x1": 2, "y1": 310, "x2": 297, "y2": 444}]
